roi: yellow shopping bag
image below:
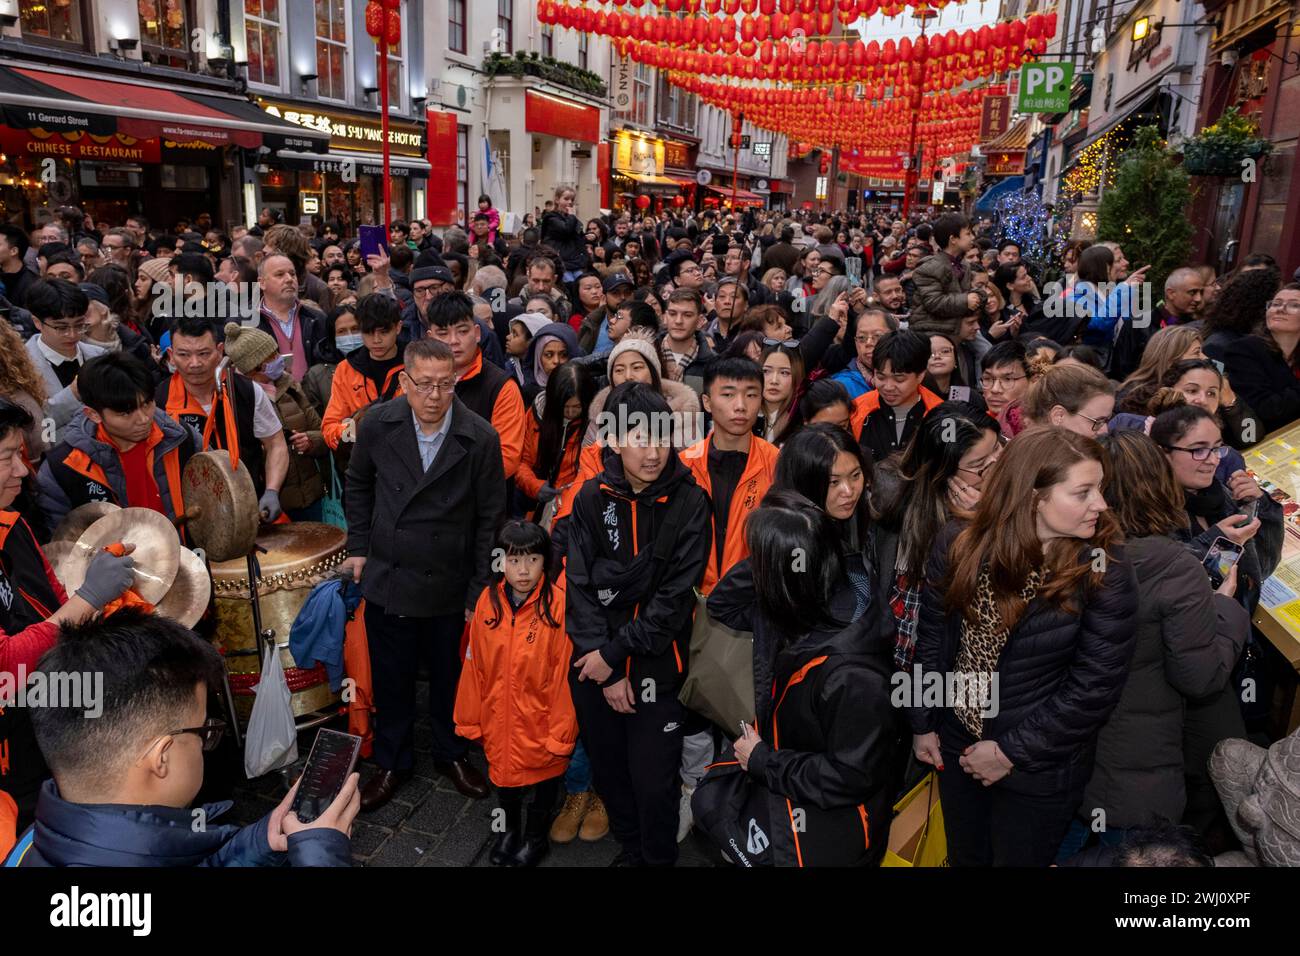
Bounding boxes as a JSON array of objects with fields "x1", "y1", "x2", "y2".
[{"x1": 882, "y1": 771, "x2": 948, "y2": 867}]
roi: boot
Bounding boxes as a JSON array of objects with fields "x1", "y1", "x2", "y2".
[
  {"x1": 579, "y1": 795, "x2": 610, "y2": 842},
  {"x1": 512, "y1": 835, "x2": 550, "y2": 867},
  {"x1": 549, "y1": 791, "x2": 591, "y2": 844},
  {"x1": 489, "y1": 828, "x2": 521, "y2": 866}
]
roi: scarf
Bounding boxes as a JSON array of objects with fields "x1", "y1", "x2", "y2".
[
  {"x1": 954, "y1": 567, "x2": 1042, "y2": 738},
  {"x1": 1185, "y1": 481, "x2": 1231, "y2": 521}
]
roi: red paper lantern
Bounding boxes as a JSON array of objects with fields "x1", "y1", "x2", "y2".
[
  {"x1": 364, "y1": 0, "x2": 383, "y2": 39},
  {"x1": 636, "y1": 194, "x2": 652, "y2": 210},
  {"x1": 385, "y1": 9, "x2": 401, "y2": 45}
]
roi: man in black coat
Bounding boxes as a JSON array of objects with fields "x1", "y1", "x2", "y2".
[{"x1": 341, "y1": 338, "x2": 506, "y2": 811}]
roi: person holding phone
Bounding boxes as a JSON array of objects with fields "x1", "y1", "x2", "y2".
[
  {"x1": 7, "y1": 609, "x2": 357, "y2": 867},
  {"x1": 1056, "y1": 432, "x2": 1248, "y2": 860}
]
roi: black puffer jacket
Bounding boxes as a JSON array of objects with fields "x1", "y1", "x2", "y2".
[
  {"x1": 564, "y1": 449, "x2": 710, "y2": 692},
  {"x1": 1082, "y1": 534, "x2": 1248, "y2": 828},
  {"x1": 539, "y1": 210, "x2": 590, "y2": 274},
  {"x1": 910, "y1": 523, "x2": 1139, "y2": 787},
  {"x1": 707, "y1": 569, "x2": 895, "y2": 866}
]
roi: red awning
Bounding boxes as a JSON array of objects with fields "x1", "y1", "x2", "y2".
[
  {"x1": 0, "y1": 66, "x2": 329, "y2": 152},
  {"x1": 707, "y1": 184, "x2": 765, "y2": 206},
  {"x1": 525, "y1": 90, "x2": 600, "y2": 145}
]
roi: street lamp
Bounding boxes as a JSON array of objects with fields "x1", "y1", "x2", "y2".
[{"x1": 1132, "y1": 17, "x2": 1151, "y2": 42}]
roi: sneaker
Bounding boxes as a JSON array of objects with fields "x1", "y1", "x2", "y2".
[
  {"x1": 579, "y1": 795, "x2": 610, "y2": 842},
  {"x1": 677, "y1": 785, "x2": 696, "y2": 843},
  {"x1": 549, "y1": 791, "x2": 591, "y2": 845}
]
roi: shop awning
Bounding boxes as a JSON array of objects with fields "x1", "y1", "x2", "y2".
[
  {"x1": 706, "y1": 184, "x2": 765, "y2": 206},
  {"x1": 975, "y1": 175, "x2": 1026, "y2": 214},
  {"x1": 627, "y1": 172, "x2": 684, "y2": 188},
  {"x1": 0, "y1": 66, "x2": 329, "y2": 152}
]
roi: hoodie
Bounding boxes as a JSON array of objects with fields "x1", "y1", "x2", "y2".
[
  {"x1": 520, "y1": 321, "x2": 583, "y2": 405},
  {"x1": 6, "y1": 779, "x2": 350, "y2": 867}
]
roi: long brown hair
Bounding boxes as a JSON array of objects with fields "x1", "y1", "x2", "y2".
[
  {"x1": 0, "y1": 319, "x2": 47, "y2": 406},
  {"x1": 1099, "y1": 430, "x2": 1186, "y2": 537},
  {"x1": 944, "y1": 427, "x2": 1120, "y2": 628},
  {"x1": 1120, "y1": 325, "x2": 1202, "y2": 392}
]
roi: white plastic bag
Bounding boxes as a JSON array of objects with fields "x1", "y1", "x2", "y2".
[{"x1": 243, "y1": 641, "x2": 299, "y2": 778}]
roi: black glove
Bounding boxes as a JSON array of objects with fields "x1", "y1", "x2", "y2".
[
  {"x1": 76, "y1": 549, "x2": 135, "y2": 610},
  {"x1": 535, "y1": 483, "x2": 560, "y2": 504}
]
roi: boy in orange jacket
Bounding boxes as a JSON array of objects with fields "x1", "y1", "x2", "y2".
[{"x1": 454, "y1": 521, "x2": 576, "y2": 867}]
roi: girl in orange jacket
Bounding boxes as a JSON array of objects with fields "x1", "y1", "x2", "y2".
[
  {"x1": 516, "y1": 362, "x2": 597, "y2": 519},
  {"x1": 454, "y1": 520, "x2": 577, "y2": 867}
]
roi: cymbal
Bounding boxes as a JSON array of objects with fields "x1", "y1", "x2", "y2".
[
  {"x1": 50, "y1": 502, "x2": 121, "y2": 545},
  {"x1": 181, "y1": 450, "x2": 259, "y2": 562},
  {"x1": 41, "y1": 540, "x2": 76, "y2": 593},
  {"x1": 56, "y1": 508, "x2": 181, "y2": 605},
  {"x1": 155, "y1": 547, "x2": 211, "y2": 629}
]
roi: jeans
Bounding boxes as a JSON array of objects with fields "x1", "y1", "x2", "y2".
[{"x1": 564, "y1": 740, "x2": 592, "y2": 794}]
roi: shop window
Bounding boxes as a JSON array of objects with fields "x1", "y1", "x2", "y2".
[
  {"x1": 449, "y1": 0, "x2": 467, "y2": 54},
  {"x1": 542, "y1": 24, "x2": 553, "y2": 59},
  {"x1": 245, "y1": 0, "x2": 283, "y2": 89},
  {"x1": 578, "y1": 32, "x2": 589, "y2": 71},
  {"x1": 139, "y1": 0, "x2": 194, "y2": 68},
  {"x1": 21, "y1": 0, "x2": 88, "y2": 49},
  {"x1": 315, "y1": 0, "x2": 348, "y2": 102}
]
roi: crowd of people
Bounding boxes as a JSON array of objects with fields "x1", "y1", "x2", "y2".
[{"x1": 0, "y1": 187, "x2": 1297, "y2": 868}]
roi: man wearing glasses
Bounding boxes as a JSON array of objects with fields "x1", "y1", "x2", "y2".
[
  {"x1": 24, "y1": 279, "x2": 98, "y2": 444},
  {"x1": 340, "y1": 338, "x2": 505, "y2": 812},
  {"x1": 7, "y1": 610, "x2": 356, "y2": 867},
  {"x1": 831, "y1": 309, "x2": 899, "y2": 400},
  {"x1": 666, "y1": 252, "x2": 705, "y2": 293}
]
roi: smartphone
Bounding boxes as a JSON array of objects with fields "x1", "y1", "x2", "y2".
[
  {"x1": 358, "y1": 224, "x2": 388, "y2": 260},
  {"x1": 845, "y1": 256, "x2": 863, "y2": 287},
  {"x1": 1202, "y1": 536, "x2": 1244, "y2": 588},
  {"x1": 1238, "y1": 499, "x2": 1259, "y2": 522},
  {"x1": 290, "y1": 729, "x2": 362, "y2": 823}
]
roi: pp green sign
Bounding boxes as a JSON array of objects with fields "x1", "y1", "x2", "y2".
[{"x1": 1017, "y1": 62, "x2": 1073, "y2": 112}]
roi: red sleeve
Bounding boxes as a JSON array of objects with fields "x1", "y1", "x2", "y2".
[{"x1": 0, "y1": 622, "x2": 60, "y2": 676}]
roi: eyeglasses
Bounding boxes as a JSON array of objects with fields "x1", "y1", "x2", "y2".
[
  {"x1": 139, "y1": 717, "x2": 226, "y2": 760},
  {"x1": 856, "y1": 331, "x2": 889, "y2": 344},
  {"x1": 44, "y1": 320, "x2": 90, "y2": 335},
  {"x1": 678, "y1": 265, "x2": 702, "y2": 276},
  {"x1": 1162, "y1": 443, "x2": 1229, "y2": 462},
  {"x1": 957, "y1": 449, "x2": 1002, "y2": 477},
  {"x1": 412, "y1": 284, "x2": 443, "y2": 298},
  {"x1": 402, "y1": 370, "x2": 456, "y2": 396},
  {"x1": 980, "y1": 373, "x2": 1027, "y2": 390},
  {"x1": 1266, "y1": 299, "x2": 1300, "y2": 314},
  {"x1": 1073, "y1": 411, "x2": 1109, "y2": 434},
  {"x1": 763, "y1": 337, "x2": 801, "y2": 349}
]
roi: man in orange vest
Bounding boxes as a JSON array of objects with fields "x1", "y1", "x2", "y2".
[
  {"x1": 677, "y1": 356, "x2": 777, "y2": 842},
  {"x1": 37, "y1": 352, "x2": 198, "y2": 528},
  {"x1": 157, "y1": 315, "x2": 289, "y2": 520}
]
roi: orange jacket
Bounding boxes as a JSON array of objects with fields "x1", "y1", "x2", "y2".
[
  {"x1": 849, "y1": 385, "x2": 944, "y2": 439},
  {"x1": 457, "y1": 352, "x2": 526, "y2": 479},
  {"x1": 453, "y1": 579, "x2": 577, "y2": 788},
  {"x1": 344, "y1": 599, "x2": 375, "y2": 759},
  {"x1": 0, "y1": 789, "x2": 15, "y2": 860},
  {"x1": 681, "y1": 434, "x2": 779, "y2": 595},
  {"x1": 553, "y1": 442, "x2": 604, "y2": 526},
  {"x1": 516, "y1": 408, "x2": 582, "y2": 500},
  {"x1": 322, "y1": 359, "x2": 405, "y2": 450}
]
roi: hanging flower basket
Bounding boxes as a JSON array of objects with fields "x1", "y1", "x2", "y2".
[
  {"x1": 1182, "y1": 138, "x2": 1270, "y2": 177},
  {"x1": 1181, "y1": 106, "x2": 1273, "y2": 177}
]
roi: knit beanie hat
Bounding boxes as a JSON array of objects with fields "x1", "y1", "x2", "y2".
[
  {"x1": 607, "y1": 334, "x2": 662, "y2": 379},
  {"x1": 223, "y1": 322, "x2": 280, "y2": 373},
  {"x1": 138, "y1": 257, "x2": 172, "y2": 286}
]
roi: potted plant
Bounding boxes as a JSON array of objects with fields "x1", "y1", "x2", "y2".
[{"x1": 1182, "y1": 107, "x2": 1272, "y2": 177}]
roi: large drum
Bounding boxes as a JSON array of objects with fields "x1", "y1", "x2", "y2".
[{"x1": 210, "y1": 522, "x2": 348, "y2": 720}]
